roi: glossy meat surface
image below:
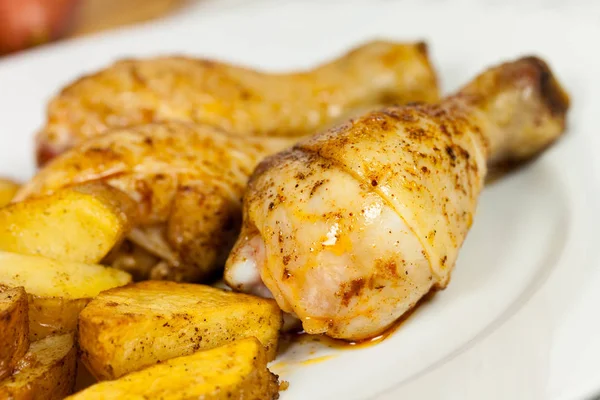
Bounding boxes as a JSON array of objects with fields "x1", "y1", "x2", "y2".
[
  {"x1": 17, "y1": 122, "x2": 296, "y2": 282},
  {"x1": 36, "y1": 40, "x2": 439, "y2": 165},
  {"x1": 226, "y1": 57, "x2": 569, "y2": 340}
]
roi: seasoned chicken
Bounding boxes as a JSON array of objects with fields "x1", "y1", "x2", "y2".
[
  {"x1": 225, "y1": 56, "x2": 570, "y2": 340},
  {"x1": 36, "y1": 40, "x2": 439, "y2": 165},
  {"x1": 15, "y1": 122, "x2": 297, "y2": 282}
]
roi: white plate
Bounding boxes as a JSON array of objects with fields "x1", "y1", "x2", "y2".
[{"x1": 1, "y1": 1, "x2": 599, "y2": 399}]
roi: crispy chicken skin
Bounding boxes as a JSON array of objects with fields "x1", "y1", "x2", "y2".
[
  {"x1": 36, "y1": 40, "x2": 439, "y2": 165},
  {"x1": 15, "y1": 122, "x2": 297, "y2": 282},
  {"x1": 225, "y1": 56, "x2": 569, "y2": 340}
]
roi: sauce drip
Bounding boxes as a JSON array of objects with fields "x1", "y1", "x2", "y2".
[{"x1": 284, "y1": 290, "x2": 435, "y2": 350}]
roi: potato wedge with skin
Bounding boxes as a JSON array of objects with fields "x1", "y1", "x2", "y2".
[
  {"x1": 0, "y1": 179, "x2": 19, "y2": 208},
  {"x1": 67, "y1": 338, "x2": 279, "y2": 400},
  {"x1": 1, "y1": 184, "x2": 134, "y2": 264},
  {"x1": 28, "y1": 297, "x2": 91, "y2": 341},
  {"x1": 0, "y1": 333, "x2": 77, "y2": 400},
  {"x1": 0, "y1": 251, "x2": 131, "y2": 340},
  {"x1": 0, "y1": 287, "x2": 29, "y2": 380},
  {"x1": 79, "y1": 281, "x2": 282, "y2": 380}
]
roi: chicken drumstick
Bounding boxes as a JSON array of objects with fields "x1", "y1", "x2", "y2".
[
  {"x1": 16, "y1": 122, "x2": 296, "y2": 282},
  {"x1": 36, "y1": 40, "x2": 438, "y2": 165},
  {"x1": 225, "y1": 56, "x2": 569, "y2": 340}
]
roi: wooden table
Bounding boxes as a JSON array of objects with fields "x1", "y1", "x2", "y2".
[{"x1": 70, "y1": 0, "x2": 187, "y2": 37}]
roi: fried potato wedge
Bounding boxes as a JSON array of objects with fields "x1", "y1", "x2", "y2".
[
  {"x1": 79, "y1": 281, "x2": 282, "y2": 380},
  {"x1": 0, "y1": 178, "x2": 19, "y2": 208},
  {"x1": 0, "y1": 251, "x2": 131, "y2": 340},
  {"x1": 67, "y1": 338, "x2": 280, "y2": 400},
  {"x1": 0, "y1": 333, "x2": 77, "y2": 400},
  {"x1": 2, "y1": 184, "x2": 134, "y2": 264},
  {"x1": 0, "y1": 287, "x2": 29, "y2": 380}
]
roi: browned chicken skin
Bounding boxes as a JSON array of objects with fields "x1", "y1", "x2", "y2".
[
  {"x1": 225, "y1": 56, "x2": 569, "y2": 340},
  {"x1": 36, "y1": 40, "x2": 439, "y2": 165},
  {"x1": 16, "y1": 122, "x2": 297, "y2": 282}
]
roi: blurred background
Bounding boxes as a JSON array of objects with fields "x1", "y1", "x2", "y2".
[
  {"x1": 0, "y1": 0, "x2": 189, "y2": 56},
  {"x1": 1, "y1": 0, "x2": 595, "y2": 57}
]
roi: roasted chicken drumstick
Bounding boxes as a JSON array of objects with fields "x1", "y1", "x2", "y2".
[
  {"x1": 225, "y1": 56, "x2": 570, "y2": 340},
  {"x1": 16, "y1": 122, "x2": 296, "y2": 282},
  {"x1": 36, "y1": 40, "x2": 438, "y2": 165}
]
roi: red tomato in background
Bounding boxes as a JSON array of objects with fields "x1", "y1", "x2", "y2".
[{"x1": 0, "y1": 0, "x2": 80, "y2": 55}]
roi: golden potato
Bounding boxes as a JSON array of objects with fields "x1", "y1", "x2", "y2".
[
  {"x1": 0, "y1": 287, "x2": 29, "y2": 380},
  {"x1": 79, "y1": 281, "x2": 282, "y2": 380},
  {"x1": 67, "y1": 338, "x2": 280, "y2": 400},
  {"x1": 0, "y1": 251, "x2": 131, "y2": 340},
  {"x1": 0, "y1": 333, "x2": 77, "y2": 400},
  {"x1": 0, "y1": 178, "x2": 19, "y2": 208},
  {"x1": 1, "y1": 184, "x2": 134, "y2": 264}
]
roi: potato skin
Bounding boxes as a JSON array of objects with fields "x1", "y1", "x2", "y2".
[
  {"x1": 0, "y1": 333, "x2": 77, "y2": 400},
  {"x1": 66, "y1": 338, "x2": 279, "y2": 400},
  {"x1": 28, "y1": 296, "x2": 89, "y2": 341},
  {"x1": 0, "y1": 287, "x2": 29, "y2": 380},
  {"x1": 79, "y1": 281, "x2": 282, "y2": 380}
]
